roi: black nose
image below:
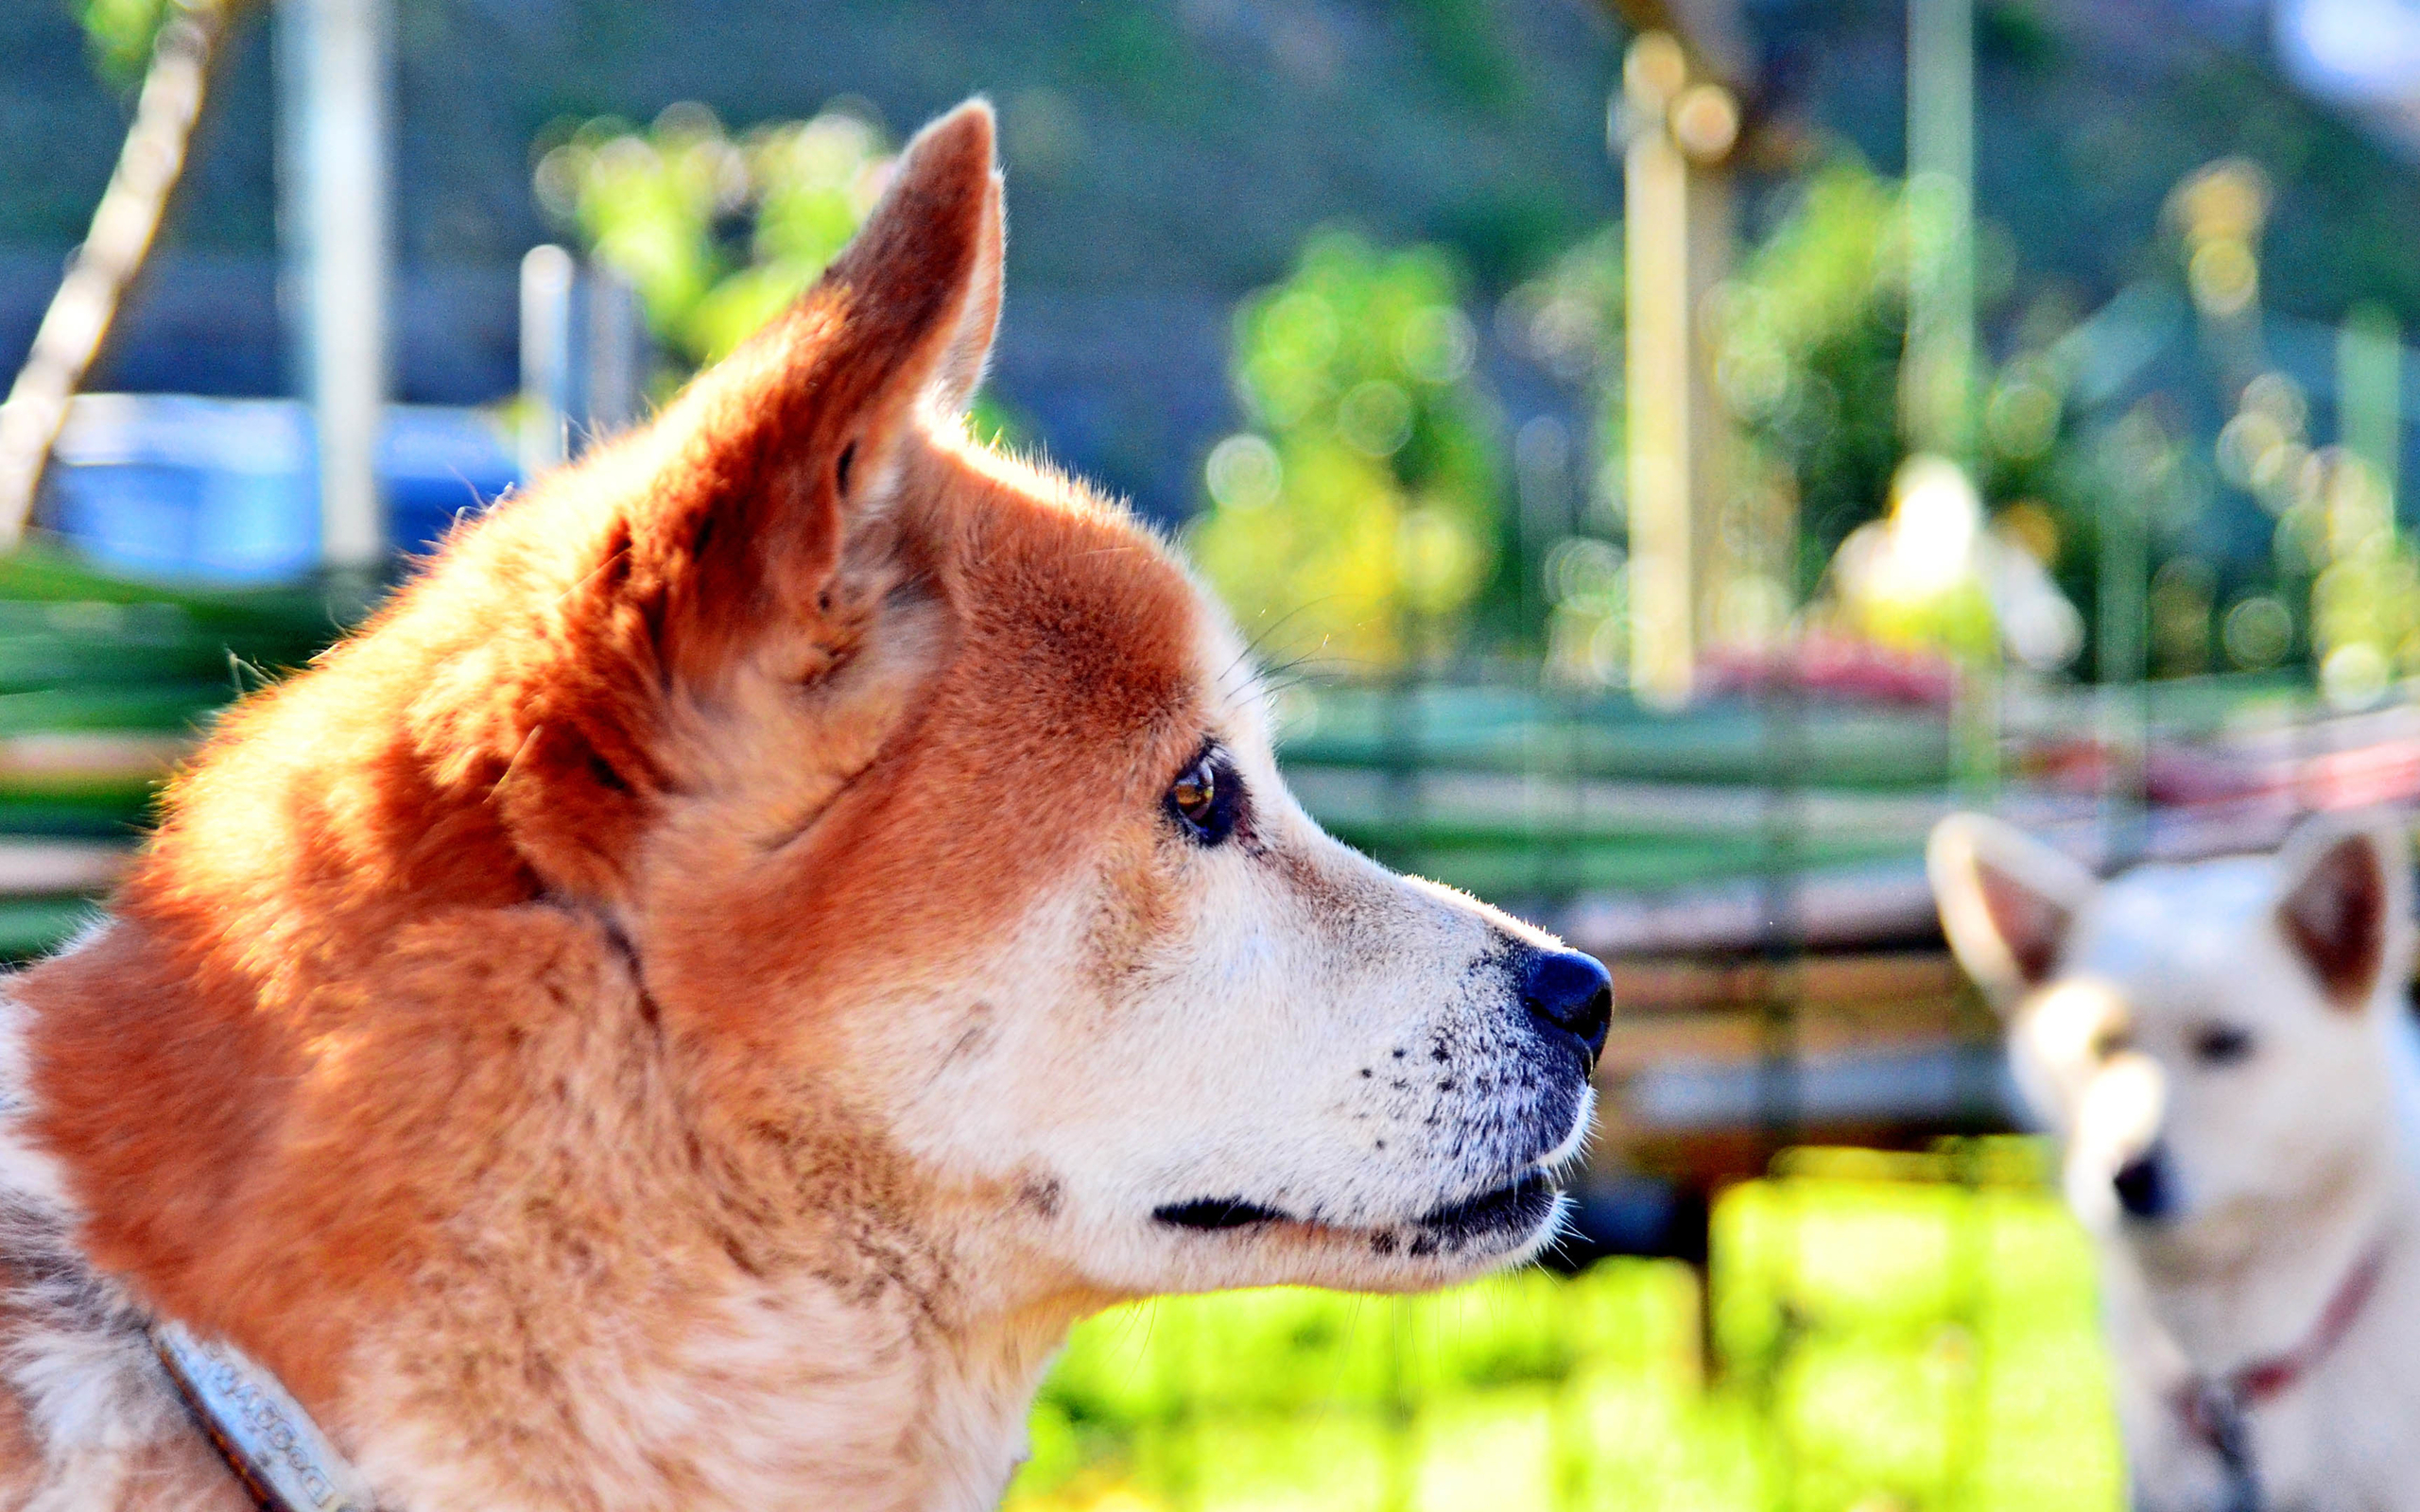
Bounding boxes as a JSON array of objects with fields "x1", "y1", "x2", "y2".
[
  {"x1": 1519, "y1": 948, "x2": 1612, "y2": 1066},
  {"x1": 2113, "y1": 1149, "x2": 2171, "y2": 1220}
]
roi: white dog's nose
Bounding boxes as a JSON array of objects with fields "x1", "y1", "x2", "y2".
[{"x1": 2112, "y1": 1147, "x2": 2173, "y2": 1220}]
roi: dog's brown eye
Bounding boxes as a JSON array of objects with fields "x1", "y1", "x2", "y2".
[
  {"x1": 1166, "y1": 747, "x2": 1242, "y2": 846},
  {"x1": 1173, "y1": 763, "x2": 1214, "y2": 817}
]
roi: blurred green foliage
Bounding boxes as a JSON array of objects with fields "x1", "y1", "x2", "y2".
[
  {"x1": 73, "y1": 0, "x2": 172, "y2": 87},
  {"x1": 1007, "y1": 1139, "x2": 2121, "y2": 1512},
  {"x1": 1709, "y1": 162, "x2": 2093, "y2": 609},
  {"x1": 536, "y1": 102, "x2": 1024, "y2": 442},
  {"x1": 1714, "y1": 165, "x2": 1911, "y2": 601},
  {"x1": 0, "y1": 546, "x2": 348, "y2": 744},
  {"x1": 1192, "y1": 149, "x2": 2407, "y2": 691},
  {"x1": 537, "y1": 103, "x2": 895, "y2": 370},
  {"x1": 1715, "y1": 1143, "x2": 2122, "y2": 1510},
  {"x1": 2283, "y1": 449, "x2": 2419, "y2": 702},
  {"x1": 1499, "y1": 229, "x2": 1626, "y2": 684},
  {"x1": 1189, "y1": 231, "x2": 1503, "y2": 672},
  {"x1": 1191, "y1": 159, "x2": 2112, "y2": 684}
]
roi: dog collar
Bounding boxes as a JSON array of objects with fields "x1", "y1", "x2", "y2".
[
  {"x1": 152, "y1": 1320, "x2": 377, "y2": 1512},
  {"x1": 2171, "y1": 1239, "x2": 2392, "y2": 1503}
]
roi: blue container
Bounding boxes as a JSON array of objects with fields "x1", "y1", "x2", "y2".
[
  {"x1": 45, "y1": 395, "x2": 520, "y2": 583},
  {"x1": 383, "y1": 405, "x2": 523, "y2": 558}
]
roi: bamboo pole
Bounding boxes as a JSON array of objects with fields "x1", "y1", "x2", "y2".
[
  {"x1": 0, "y1": 0, "x2": 243, "y2": 547},
  {"x1": 1623, "y1": 34, "x2": 1696, "y2": 706},
  {"x1": 1621, "y1": 32, "x2": 1743, "y2": 706}
]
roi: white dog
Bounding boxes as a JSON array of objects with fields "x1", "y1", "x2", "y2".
[{"x1": 1931, "y1": 811, "x2": 2420, "y2": 1512}]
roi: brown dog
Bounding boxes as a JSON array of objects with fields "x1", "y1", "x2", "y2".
[{"x1": 0, "y1": 101, "x2": 1609, "y2": 1511}]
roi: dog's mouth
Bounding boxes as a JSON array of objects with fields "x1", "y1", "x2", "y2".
[{"x1": 1152, "y1": 1169, "x2": 1563, "y2": 1257}]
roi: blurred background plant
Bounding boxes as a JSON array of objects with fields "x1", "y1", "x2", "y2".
[
  {"x1": 1684, "y1": 159, "x2": 2096, "y2": 678},
  {"x1": 1185, "y1": 153, "x2": 2110, "y2": 691},
  {"x1": 1498, "y1": 227, "x2": 1627, "y2": 687},
  {"x1": 2299, "y1": 451, "x2": 2420, "y2": 706},
  {"x1": 532, "y1": 101, "x2": 1024, "y2": 443},
  {"x1": 535, "y1": 103, "x2": 894, "y2": 373},
  {"x1": 76, "y1": 0, "x2": 174, "y2": 86},
  {"x1": 1188, "y1": 232, "x2": 1502, "y2": 672}
]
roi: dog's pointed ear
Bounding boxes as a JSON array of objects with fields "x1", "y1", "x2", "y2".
[
  {"x1": 1929, "y1": 815, "x2": 2096, "y2": 1005},
  {"x1": 2275, "y1": 813, "x2": 2411, "y2": 1010},
  {"x1": 631, "y1": 97, "x2": 1004, "y2": 675},
  {"x1": 818, "y1": 95, "x2": 1004, "y2": 428},
  {"x1": 475, "y1": 102, "x2": 1003, "y2": 901}
]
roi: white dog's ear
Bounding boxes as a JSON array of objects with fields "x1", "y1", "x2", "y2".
[
  {"x1": 2275, "y1": 813, "x2": 2412, "y2": 1010},
  {"x1": 1928, "y1": 815, "x2": 2096, "y2": 1004}
]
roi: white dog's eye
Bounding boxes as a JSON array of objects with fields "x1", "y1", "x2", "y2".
[
  {"x1": 2190, "y1": 1023, "x2": 2254, "y2": 1066},
  {"x1": 1166, "y1": 747, "x2": 1242, "y2": 846}
]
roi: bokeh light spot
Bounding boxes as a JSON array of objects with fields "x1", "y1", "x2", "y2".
[
  {"x1": 1338, "y1": 380, "x2": 1413, "y2": 456},
  {"x1": 1205, "y1": 434, "x2": 1282, "y2": 511}
]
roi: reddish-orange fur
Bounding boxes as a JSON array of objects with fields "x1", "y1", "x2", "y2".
[
  {"x1": 0, "y1": 100, "x2": 1593, "y2": 1512},
  {"x1": 6, "y1": 103, "x2": 1209, "y2": 1503}
]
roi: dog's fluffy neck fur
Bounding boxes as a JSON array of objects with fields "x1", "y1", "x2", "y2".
[{"x1": 0, "y1": 931, "x2": 1085, "y2": 1512}]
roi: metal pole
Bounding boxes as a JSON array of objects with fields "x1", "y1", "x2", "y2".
[
  {"x1": 518, "y1": 245, "x2": 575, "y2": 477},
  {"x1": 276, "y1": 0, "x2": 390, "y2": 572},
  {"x1": 584, "y1": 264, "x2": 646, "y2": 442}
]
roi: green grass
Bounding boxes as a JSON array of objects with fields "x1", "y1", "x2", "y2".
[{"x1": 1007, "y1": 1141, "x2": 2122, "y2": 1512}]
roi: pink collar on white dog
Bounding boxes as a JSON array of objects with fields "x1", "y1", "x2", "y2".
[{"x1": 2172, "y1": 1240, "x2": 2391, "y2": 1483}]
